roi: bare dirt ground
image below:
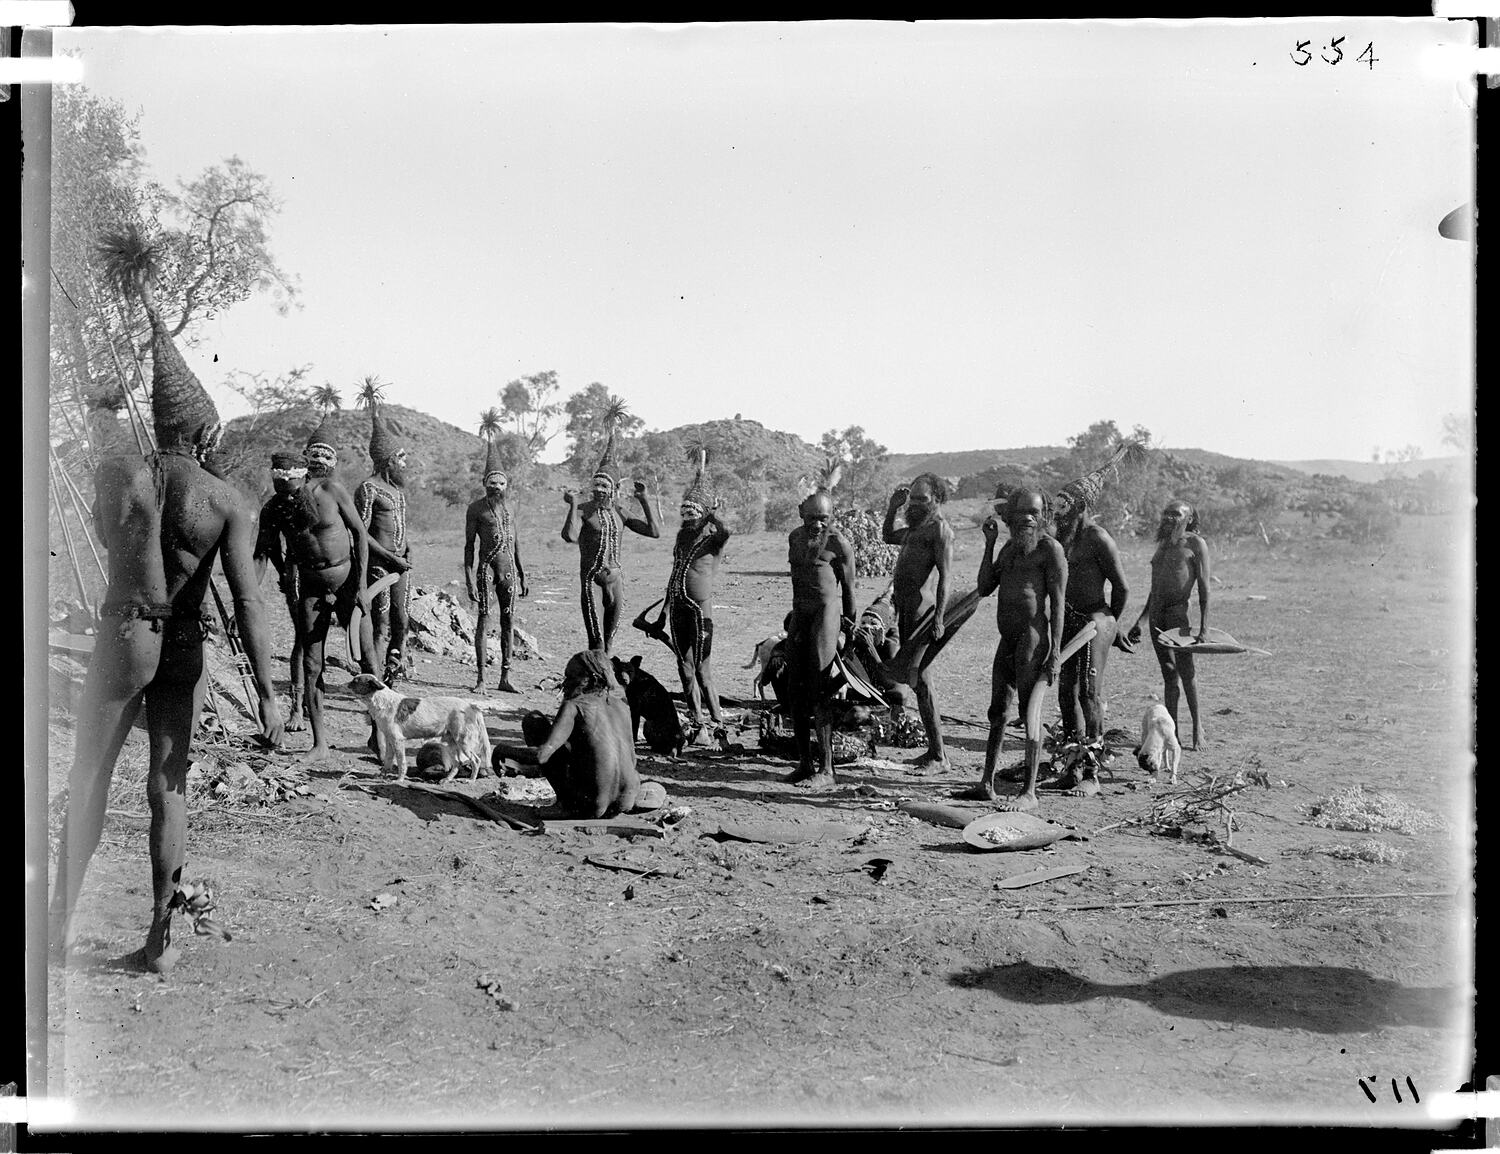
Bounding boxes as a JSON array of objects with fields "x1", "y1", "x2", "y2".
[{"x1": 40, "y1": 504, "x2": 1475, "y2": 1131}]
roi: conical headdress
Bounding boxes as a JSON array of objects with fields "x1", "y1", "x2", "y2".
[
  {"x1": 482, "y1": 435, "x2": 507, "y2": 482},
  {"x1": 593, "y1": 401, "x2": 626, "y2": 486},
  {"x1": 97, "y1": 228, "x2": 220, "y2": 448},
  {"x1": 368, "y1": 401, "x2": 401, "y2": 468},
  {"x1": 682, "y1": 448, "x2": 715, "y2": 510},
  {"x1": 1060, "y1": 440, "x2": 1146, "y2": 506},
  {"x1": 306, "y1": 411, "x2": 340, "y2": 457}
]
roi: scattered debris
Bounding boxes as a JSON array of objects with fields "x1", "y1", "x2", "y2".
[
  {"x1": 476, "y1": 975, "x2": 516, "y2": 1010},
  {"x1": 1309, "y1": 785, "x2": 1446, "y2": 835},
  {"x1": 992, "y1": 864, "x2": 1089, "y2": 890},
  {"x1": 169, "y1": 879, "x2": 232, "y2": 941},
  {"x1": 1300, "y1": 839, "x2": 1409, "y2": 865},
  {"x1": 583, "y1": 854, "x2": 679, "y2": 878},
  {"x1": 368, "y1": 893, "x2": 398, "y2": 912},
  {"x1": 709, "y1": 820, "x2": 866, "y2": 845}
]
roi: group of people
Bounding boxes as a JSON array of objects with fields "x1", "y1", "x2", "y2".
[
  {"x1": 48, "y1": 247, "x2": 1210, "y2": 970},
  {"x1": 772, "y1": 453, "x2": 1211, "y2": 810}
]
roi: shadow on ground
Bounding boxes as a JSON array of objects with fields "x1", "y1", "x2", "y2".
[{"x1": 948, "y1": 960, "x2": 1458, "y2": 1033}]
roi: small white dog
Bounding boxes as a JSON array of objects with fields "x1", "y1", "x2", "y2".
[
  {"x1": 1133, "y1": 702, "x2": 1182, "y2": 785},
  {"x1": 349, "y1": 674, "x2": 492, "y2": 784},
  {"x1": 744, "y1": 631, "x2": 786, "y2": 697}
]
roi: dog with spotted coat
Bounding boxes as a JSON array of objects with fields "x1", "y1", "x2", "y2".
[{"x1": 349, "y1": 674, "x2": 491, "y2": 784}]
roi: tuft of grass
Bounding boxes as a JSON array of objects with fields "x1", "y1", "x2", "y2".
[{"x1": 1309, "y1": 784, "x2": 1445, "y2": 835}]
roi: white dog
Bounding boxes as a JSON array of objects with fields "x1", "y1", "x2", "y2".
[
  {"x1": 744, "y1": 631, "x2": 787, "y2": 697},
  {"x1": 1133, "y1": 702, "x2": 1182, "y2": 785},
  {"x1": 349, "y1": 674, "x2": 492, "y2": 784}
]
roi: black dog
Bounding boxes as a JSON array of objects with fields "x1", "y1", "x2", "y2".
[{"x1": 611, "y1": 655, "x2": 685, "y2": 757}]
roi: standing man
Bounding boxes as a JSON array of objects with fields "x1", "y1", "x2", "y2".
[
  {"x1": 560, "y1": 411, "x2": 660, "y2": 652},
  {"x1": 52, "y1": 228, "x2": 283, "y2": 971},
  {"x1": 959, "y1": 489, "x2": 1067, "y2": 811},
  {"x1": 254, "y1": 450, "x2": 311, "y2": 730},
  {"x1": 1045, "y1": 446, "x2": 1137, "y2": 796},
  {"x1": 882, "y1": 473, "x2": 954, "y2": 772},
  {"x1": 784, "y1": 490, "x2": 858, "y2": 788},
  {"x1": 1126, "y1": 500, "x2": 1211, "y2": 749},
  {"x1": 465, "y1": 437, "x2": 527, "y2": 693},
  {"x1": 635, "y1": 450, "x2": 732, "y2": 735},
  {"x1": 355, "y1": 402, "x2": 413, "y2": 686},
  {"x1": 293, "y1": 413, "x2": 376, "y2": 762}
]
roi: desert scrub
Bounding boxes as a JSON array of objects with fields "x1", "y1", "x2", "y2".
[{"x1": 1306, "y1": 839, "x2": 1409, "y2": 865}]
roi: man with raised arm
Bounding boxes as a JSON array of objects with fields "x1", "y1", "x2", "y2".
[
  {"x1": 560, "y1": 407, "x2": 660, "y2": 653},
  {"x1": 882, "y1": 473, "x2": 955, "y2": 772},
  {"x1": 960, "y1": 489, "x2": 1066, "y2": 811}
]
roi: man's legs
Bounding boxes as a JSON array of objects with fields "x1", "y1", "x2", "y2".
[
  {"x1": 301, "y1": 597, "x2": 334, "y2": 762},
  {"x1": 599, "y1": 573, "x2": 624, "y2": 654},
  {"x1": 385, "y1": 571, "x2": 410, "y2": 685},
  {"x1": 50, "y1": 626, "x2": 158, "y2": 956},
  {"x1": 1177, "y1": 650, "x2": 1203, "y2": 750},
  {"x1": 580, "y1": 579, "x2": 606, "y2": 652},
  {"x1": 958, "y1": 642, "x2": 1013, "y2": 802},
  {"x1": 998, "y1": 629, "x2": 1046, "y2": 812},
  {"x1": 368, "y1": 567, "x2": 393, "y2": 675},
  {"x1": 285, "y1": 591, "x2": 306, "y2": 732},
  {"x1": 140, "y1": 636, "x2": 208, "y2": 972},
  {"x1": 695, "y1": 617, "x2": 724, "y2": 725},
  {"x1": 495, "y1": 577, "x2": 518, "y2": 692},
  {"x1": 911, "y1": 664, "x2": 948, "y2": 770}
]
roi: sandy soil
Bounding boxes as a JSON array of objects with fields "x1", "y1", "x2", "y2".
[{"x1": 40, "y1": 503, "x2": 1475, "y2": 1132}]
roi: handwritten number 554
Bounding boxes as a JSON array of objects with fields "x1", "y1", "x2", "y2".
[{"x1": 1291, "y1": 39, "x2": 1377, "y2": 68}]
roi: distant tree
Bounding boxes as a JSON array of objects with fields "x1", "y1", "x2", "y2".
[
  {"x1": 478, "y1": 407, "x2": 503, "y2": 441},
  {"x1": 563, "y1": 385, "x2": 644, "y2": 481},
  {"x1": 500, "y1": 370, "x2": 563, "y2": 460},
  {"x1": 49, "y1": 83, "x2": 298, "y2": 478},
  {"x1": 1045, "y1": 419, "x2": 1165, "y2": 536},
  {"x1": 354, "y1": 374, "x2": 387, "y2": 410},
  {"x1": 313, "y1": 384, "x2": 342, "y2": 414},
  {"x1": 212, "y1": 364, "x2": 317, "y2": 492},
  {"x1": 1441, "y1": 412, "x2": 1472, "y2": 455},
  {"x1": 818, "y1": 425, "x2": 892, "y2": 511}
]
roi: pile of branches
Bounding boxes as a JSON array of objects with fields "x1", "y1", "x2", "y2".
[{"x1": 1098, "y1": 767, "x2": 1273, "y2": 863}]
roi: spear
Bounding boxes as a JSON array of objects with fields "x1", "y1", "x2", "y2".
[
  {"x1": 49, "y1": 449, "x2": 106, "y2": 581},
  {"x1": 47, "y1": 468, "x2": 94, "y2": 620}
]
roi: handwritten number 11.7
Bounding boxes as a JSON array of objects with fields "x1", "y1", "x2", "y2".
[
  {"x1": 1291, "y1": 39, "x2": 1378, "y2": 68},
  {"x1": 1359, "y1": 1076, "x2": 1420, "y2": 1104}
]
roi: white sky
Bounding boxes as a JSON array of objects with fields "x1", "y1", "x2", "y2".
[{"x1": 52, "y1": 20, "x2": 1476, "y2": 464}]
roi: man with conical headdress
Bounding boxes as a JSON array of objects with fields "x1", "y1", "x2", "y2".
[
  {"x1": 464, "y1": 436, "x2": 528, "y2": 692},
  {"x1": 356, "y1": 400, "x2": 415, "y2": 686},
  {"x1": 292, "y1": 409, "x2": 378, "y2": 762},
  {"x1": 254, "y1": 449, "x2": 314, "y2": 731},
  {"x1": 560, "y1": 404, "x2": 660, "y2": 653},
  {"x1": 1043, "y1": 442, "x2": 1139, "y2": 797},
  {"x1": 51, "y1": 228, "x2": 285, "y2": 973},
  {"x1": 633, "y1": 449, "x2": 732, "y2": 735}
]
